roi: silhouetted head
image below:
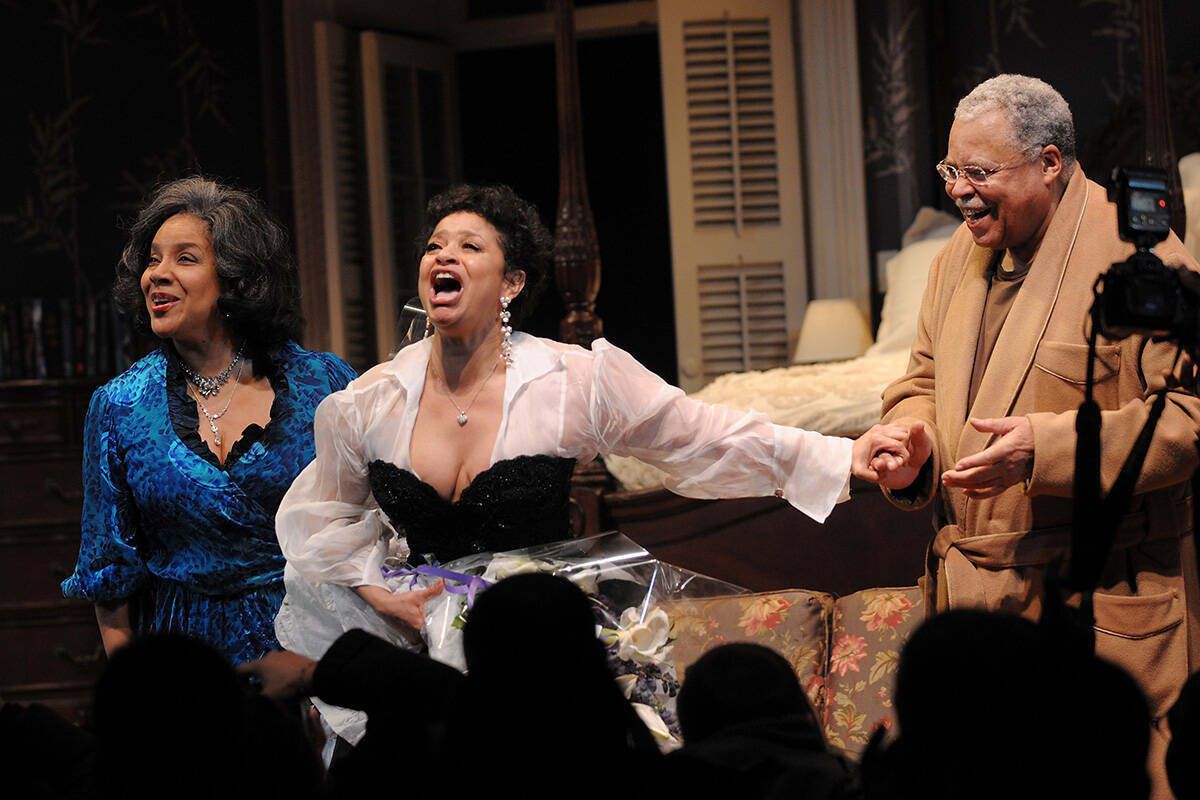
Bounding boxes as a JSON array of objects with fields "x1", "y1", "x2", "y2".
[
  {"x1": 677, "y1": 642, "x2": 816, "y2": 744},
  {"x1": 92, "y1": 634, "x2": 247, "y2": 799},
  {"x1": 463, "y1": 572, "x2": 607, "y2": 684},
  {"x1": 892, "y1": 609, "x2": 1149, "y2": 800},
  {"x1": 460, "y1": 573, "x2": 655, "y2": 776},
  {"x1": 92, "y1": 633, "x2": 324, "y2": 799}
]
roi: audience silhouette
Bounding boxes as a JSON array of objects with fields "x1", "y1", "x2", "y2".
[
  {"x1": 11, "y1": 576, "x2": 1190, "y2": 800},
  {"x1": 670, "y1": 642, "x2": 861, "y2": 799},
  {"x1": 863, "y1": 608, "x2": 1151, "y2": 800},
  {"x1": 91, "y1": 633, "x2": 322, "y2": 800},
  {"x1": 270, "y1": 573, "x2": 662, "y2": 797},
  {"x1": 1, "y1": 697, "x2": 95, "y2": 799}
]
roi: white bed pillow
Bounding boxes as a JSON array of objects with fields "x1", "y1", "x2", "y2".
[
  {"x1": 867, "y1": 235, "x2": 952, "y2": 355},
  {"x1": 900, "y1": 206, "x2": 961, "y2": 248}
]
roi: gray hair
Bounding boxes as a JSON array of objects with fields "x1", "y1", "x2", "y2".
[
  {"x1": 113, "y1": 176, "x2": 303, "y2": 363},
  {"x1": 956, "y1": 74, "x2": 1076, "y2": 178}
]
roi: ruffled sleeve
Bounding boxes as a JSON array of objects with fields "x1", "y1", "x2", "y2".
[
  {"x1": 61, "y1": 387, "x2": 148, "y2": 602},
  {"x1": 575, "y1": 339, "x2": 852, "y2": 522},
  {"x1": 275, "y1": 387, "x2": 395, "y2": 589},
  {"x1": 299, "y1": 347, "x2": 359, "y2": 399}
]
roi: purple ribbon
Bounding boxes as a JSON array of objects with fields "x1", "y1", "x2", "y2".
[{"x1": 381, "y1": 562, "x2": 492, "y2": 608}]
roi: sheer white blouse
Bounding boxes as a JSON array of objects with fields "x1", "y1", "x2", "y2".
[{"x1": 276, "y1": 333, "x2": 853, "y2": 589}]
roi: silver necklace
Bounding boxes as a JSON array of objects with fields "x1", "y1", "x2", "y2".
[
  {"x1": 191, "y1": 357, "x2": 245, "y2": 447},
  {"x1": 434, "y1": 357, "x2": 500, "y2": 426},
  {"x1": 181, "y1": 347, "x2": 244, "y2": 398}
]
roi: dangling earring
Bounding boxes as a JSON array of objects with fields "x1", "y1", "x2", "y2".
[
  {"x1": 424, "y1": 317, "x2": 433, "y2": 338},
  {"x1": 499, "y1": 296, "x2": 514, "y2": 367}
]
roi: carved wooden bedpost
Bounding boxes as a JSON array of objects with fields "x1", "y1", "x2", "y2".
[
  {"x1": 1141, "y1": 0, "x2": 1186, "y2": 239},
  {"x1": 552, "y1": 0, "x2": 604, "y2": 345},
  {"x1": 552, "y1": 0, "x2": 612, "y2": 534}
]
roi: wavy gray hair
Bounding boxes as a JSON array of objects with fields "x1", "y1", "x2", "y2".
[
  {"x1": 956, "y1": 74, "x2": 1076, "y2": 179},
  {"x1": 113, "y1": 176, "x2": 303, "y2": 368}
]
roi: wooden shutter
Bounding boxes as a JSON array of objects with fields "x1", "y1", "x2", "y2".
[
  {"x1": 659, "y1": 0, "x2": 807, "y2": 392},
  {"x1": 697, "y1": 260, "x2": 788, "y2": 379},
  {"x1": 686, "y1": 17, "x2": 781, "y2": 229},
  {"x1": 361, "y1": 33, "x2": 460, "y2": 362},
  {"x1": 312, "y1": 22, "x2": 373, "y2": 371}
]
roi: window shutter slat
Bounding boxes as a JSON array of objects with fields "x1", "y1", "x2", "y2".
[
  {"x1": 697, "y1": 261, "x2": 788, "y2": 379},
  {"x1": 683, "y1": 17, "x2": 780, "y2": 231}
]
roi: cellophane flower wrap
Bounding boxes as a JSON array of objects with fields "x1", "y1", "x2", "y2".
[{"x1": 389, "y1": 531, "x2": 748, "y2": 751}]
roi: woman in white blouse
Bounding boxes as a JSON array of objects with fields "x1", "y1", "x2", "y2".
[{"x1": 275, "y1": 184, "x2": 903, "y2": 664}]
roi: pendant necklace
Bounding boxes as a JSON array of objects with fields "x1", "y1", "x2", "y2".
[
  {"x1": 192, "y1": 357, "x2": 246, "y2": 447},
  {"x1": 434, "y1": 356, "x2": 500, "y2": 426},
  {"x1": 181, "y1": 346, "x2": 244, "y2": 398}
]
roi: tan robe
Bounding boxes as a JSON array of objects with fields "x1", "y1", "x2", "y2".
[{"x1": 882, "y1": 167, "x2": 1200, "y2": 729}]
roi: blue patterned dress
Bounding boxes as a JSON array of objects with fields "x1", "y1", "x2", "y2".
[{"x1": 62, "y1": 341, "x2": 356, "y2": 664}]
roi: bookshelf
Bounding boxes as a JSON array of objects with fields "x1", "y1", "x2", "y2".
[{"x1": 0, "y1": 296, "x2": 132, "y2": 383}]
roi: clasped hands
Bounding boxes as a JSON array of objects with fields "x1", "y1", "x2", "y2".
[{"x1": 851, "y1": 415, "x2": 1034, "y2": 498}]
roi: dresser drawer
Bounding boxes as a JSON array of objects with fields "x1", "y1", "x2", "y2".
[
  {"x1": 0, "y1": 401, "x2": 69, "y2": 448},
  {"x1": 0, "y1": 381, "x2": 93, "y2": 450},
  {"x1": 0, "y1": 457, "x2": 83, "y2": 527},
  {"x1": 0, "y1": 533, "x2": 83, "y2": 605},
  {"x1": 0, "y1": 380, "x2": 103, "y2": 725},
  {"x1": 0, "y1": 609, "x2": 104, "y2": 688}
]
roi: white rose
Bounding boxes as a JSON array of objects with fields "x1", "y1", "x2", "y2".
[
  {"x1": 618, "y1": 607, "x2": 641, "y2": 629},
  {"x1": 615, "y1": 606, "x2": 671, "y2": 663}
]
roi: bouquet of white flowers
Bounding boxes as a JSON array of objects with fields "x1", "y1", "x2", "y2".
[{"x1": 383, "y1": 531, "x2": 748, "y2": 750}]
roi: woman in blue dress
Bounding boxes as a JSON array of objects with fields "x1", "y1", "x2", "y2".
[{"x1": 62, "y1": 177, "x2": 357, "y2": 665}]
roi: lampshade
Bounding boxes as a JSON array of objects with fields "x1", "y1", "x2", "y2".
[{"x1": 792, "y1": 298, "x2": 874, "y2": 364}]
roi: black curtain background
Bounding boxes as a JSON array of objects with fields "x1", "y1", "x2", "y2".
[{"x1": 0, "y1": 1, "x2": 288, "y2": 306}]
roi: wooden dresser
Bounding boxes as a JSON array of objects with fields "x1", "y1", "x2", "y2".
[{"x1": 0, "y1": 379, "x2": 104, "y2": 723}]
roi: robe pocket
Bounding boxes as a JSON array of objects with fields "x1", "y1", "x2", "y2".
[
  {"x1": 1030, "y1": 341, "x2": 1121, "y2": 407},
  {"x1": 1092, "y1": 582, "x2": 1185, "y2": 719}
]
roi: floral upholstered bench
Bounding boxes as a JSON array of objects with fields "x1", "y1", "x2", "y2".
[{"x1": 665, "y1": 586, "x2": 925, "y2": 756}]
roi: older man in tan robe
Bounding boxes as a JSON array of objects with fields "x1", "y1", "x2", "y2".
[{"x1": 855, "y1": 74, "x2": 1200, "y2": 798}]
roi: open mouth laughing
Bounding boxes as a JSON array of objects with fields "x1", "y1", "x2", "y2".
[
  {"x1": 959, "y1": 203, "x2": 993, "y2": 228},
  {"x1": 148, "y1": 291, "x2": 179, "y2": 313},
  {"x1": 431, "y1": 271, "x2": 463, "y2": 303}
]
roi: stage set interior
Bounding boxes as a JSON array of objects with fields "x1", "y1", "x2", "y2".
[{"x1": 2, "y1": 0, "x2": 1199, "y2": 743}]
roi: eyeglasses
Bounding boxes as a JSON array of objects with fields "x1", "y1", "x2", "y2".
[{"x1": 935, "y1": 150, "x2": 1038, "y2": 186}]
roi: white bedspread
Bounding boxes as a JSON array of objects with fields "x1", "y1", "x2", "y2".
[{"x1": 603, "y1": 348, "x2": 911, "y2": 490}]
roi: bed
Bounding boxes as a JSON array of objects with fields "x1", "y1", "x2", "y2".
[{"x1": 590, "y1": 210, "x2": 961, "y2": 594}]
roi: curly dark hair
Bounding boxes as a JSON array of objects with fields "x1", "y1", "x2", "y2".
[
  {"x1": 417, "y1": 184, "x2": 554, "y2": 329},
  {"x1": 113, "y1": 176, "x2": 303, "y2": 369}
]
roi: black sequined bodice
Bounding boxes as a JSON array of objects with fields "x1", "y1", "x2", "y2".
[{"x1": 367, "y1": 455, "x2": 577, "y2": 565}]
